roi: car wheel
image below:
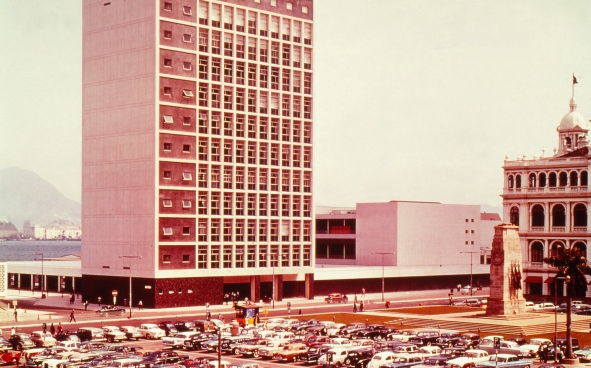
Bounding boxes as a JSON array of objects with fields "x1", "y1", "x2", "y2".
[
  {"x1": 107, "y1": 337, "x2": 113, "y2": 343},
  {"x1": 146, "y1": 334, "x2": 152, "y2": 340},
  {"x1": 16, "y1": 345, "x2": 22, "y2": 351},
  {"x1": 345, "y1": 358, "x2": 352, "y2": 365},
  {"x1": 253, "y1": 350, "x2": 259, "y2": 358},
  {"x1": 232, "y1": 348, "x2": 239, "y2": 355}
]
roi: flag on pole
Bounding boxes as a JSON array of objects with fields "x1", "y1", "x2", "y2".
[{"x1": 573, "y1": 75, "x2": 578, "y2": 84}]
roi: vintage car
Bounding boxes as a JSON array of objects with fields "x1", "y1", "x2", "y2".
[
  {"x1": 30, "y1": 331, "x2": 57, "y2": 348},
  {"x1": 324, "y1": 293, "x2": 349, "y2": 304},
  {"x1": 257, "y1": 340, "x2": 290, "y2": 360},
  {"x1": 272, "y1": 343, "x2": 308, "y2": 362},
  {"x1": 162, "y1": 332, "x2": 200, "y2": 349},
  {"x1": 119, "y1": 326, "x2": 143, "y2": 341},
  {"x1": 137, "y1": 324, "x2": 166, "y2": 340},
  {"x1": 101, "y1": 326, "x2": 127, "y2": 343},
  {"x1": 475, "y1": 353, "x2": 532, "y2": 368},
  {"x1": 9, "y1": 333, "x2": 36, "y2": 351},
  {"x1": 95, "y1": 306, "x2": 126, "y2": 317},
  {"x1": 1, "y1": 351, "x2": 21, "y2": 365}
]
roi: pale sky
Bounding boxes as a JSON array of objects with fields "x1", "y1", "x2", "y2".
[{"x1": 1, "y1": 1, "x2": 590, "y2": 211}]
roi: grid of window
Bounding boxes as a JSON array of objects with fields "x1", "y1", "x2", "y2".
[{"x1": 158, "y1": 3, "x2": 313, "y2": 272}]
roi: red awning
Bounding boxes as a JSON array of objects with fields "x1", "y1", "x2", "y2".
[
  {"x1": 523, "y1": 276, "x2": 543, "y2": 283},
  {"x1": 544, "y1": 277, "x2": 555, "y2": 284}
]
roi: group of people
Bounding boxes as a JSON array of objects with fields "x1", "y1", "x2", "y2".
[
  {"x1": 353, "y1": 294, "x2": 365, "y2": 313},
  {"x1": 223, "y1": 291, "x2": 242, "y2": 305},
  {"x1": 538, "y1": 342, "x2": 564, "y2": 363},
  {"x1": 40, "y1": 322, "x2": 64, "y2": 336}
]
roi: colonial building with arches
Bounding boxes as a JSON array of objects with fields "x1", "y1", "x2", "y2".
[{"x1": 503, "y1": 88, "x2": 591, "y2": 299}]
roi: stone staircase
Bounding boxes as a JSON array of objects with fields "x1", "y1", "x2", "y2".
[{"x1": 372, "y1": 312, "x2": 591, "y2": 336}]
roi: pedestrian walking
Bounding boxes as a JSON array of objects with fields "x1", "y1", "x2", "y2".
[
  {"x1": 98, "y1": 296, "x2": 102, "y2": 306},
  {"x1": 57, "y1": 323, "x2": 63, "y2": 333},
  {"x1": 50, "y1": 323, "x2": 55, "y2": 336},
  {"x1": 43, "y1": 323, "x2": 47, "y2": 334},
  {"x1": 13, "y1": 309, "x2": 18, "y2": 322},
  {"x1": 69, "y1": 309, "x2": 76, "y2": 323},
  {"x1": 354, "y1": 294, "x2": 358, "y2": 303},
  {"x1": 360, "y1": 300, "x2": 364, "y2": 312},
  {"x1": 361, "y1": 288, "x2": 365, "y2": 298},
  {"x1": 84, "y1": 301, "x2": 89, "y2": 310},
  {"x1": 353, "y1": 302, "x2": 358, "y2": 313},
  {"x1": 138, "y1": 300, "x2": 143, "y2": 310}
]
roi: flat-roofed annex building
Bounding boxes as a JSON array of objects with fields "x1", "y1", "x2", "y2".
[
  {"x1": 503, "y1": 88, "x2": 591, "y2": 299},
  {"x1": 82, "y1": 0, "x2": 314, "y2": 308},
  {"x1": 313, "y1": 202, "x2": 502, "y2": 294}
]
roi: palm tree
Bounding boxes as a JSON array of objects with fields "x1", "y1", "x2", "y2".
[{"x1": 544, "y1": 247, "x2": 591, "y2": 359}]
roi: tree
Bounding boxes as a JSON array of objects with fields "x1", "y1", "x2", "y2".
[{"x1": 544, "y1": 247, "x2": 591, "y2": 359}]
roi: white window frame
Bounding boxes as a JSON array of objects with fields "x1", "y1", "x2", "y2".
[
  {"x1": 183, "y1": 34, "x2": 192, "y2": 43},
  {"x1": 163, "y1": 115, "x2": 174, "y2": 124},
  {"x1": 183, "y1": 61, "x2": 192, "y2": 70},
  {"x1": 183, "y1": 89, "x2": 194, "y2": 98},
  {"x1": 163, "y1": 227, "x2": 173, "y2": 236},
  {"x1": 182, "y1": 199, "x2": 192, "y2": 208},
  {"x1": 163, "y1": 199, "x2": 173, "y2": 208},
  {"x1": 183, "y1": 6, "x2": 192, "y2": 15},
  {"x1": 182, "y1": 172, "x2": 193, "y2": 181}
]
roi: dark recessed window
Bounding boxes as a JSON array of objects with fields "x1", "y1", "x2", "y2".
[
  {"x1": 164, "y1": 87, "x2": 172, "y2": 95},
  {"x1": 183, "y1": 254, "x2": 190, "y2": 263},
  {"x1": 163, "y1": 171, "x2": 171, "y2": 179},
  {"x1": 183, "y1": 116, "x2": 191, "y2": 125},
  {"x1": 183, "y1": 227, "x2": 191, "y2": 235},
  {"x1": 164, "y1": 30, "x2": 172, "y2": 39},
  {"x1": 183, "y1": 144, "x2": 191, "y2": 153},
  {"x1": 163, "y1": 143, "x2": 172, "y2": 151},
  {"x1": 163, "y1": 254, "x2": 171, "y2": 263},
  {"x1": 164, "y1": 58, "x2": 172, "y2": 67},
  {"x1": 164, "y1": 2, "x2": 172, "y2": 11}
]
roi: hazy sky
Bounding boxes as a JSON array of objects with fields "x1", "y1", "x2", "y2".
[{"x1": 1, "y1": 1, "x2": 590, "y2": 211}]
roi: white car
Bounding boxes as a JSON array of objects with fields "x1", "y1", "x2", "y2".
[
  {"x1": 460, "y1": 285, "x2": 473, "y2": 294},
  {"x1": 264, "y1": 318, "x2": 285, "y2": 330},
  {"x1": 30, "y1": 331, "x2": 57, "y2": 347},
  {"x1": 102, "y1": 326, "x2": 127, "y2": 342},
  {"x1": 519, "y1": 338, "x2": 551, "y2": 358},
  {"x1": 533, "y1": 302, "x2": 556, "y2": 311},
  {"x1": 368, "y1": 351, "x2": 397, "y2": 368},
  {"x1": 119, "y1": 326, "x2": 143, "y2": 341},
  {"x1": 162, "y1": 332, "x2": 199, "y2": 349},
  {"x1": 446, "y1": 349, "x2": 490, "y2": 366},
  {"x1": 137, "y1": 323, "x2": 166, "y2": 339}
]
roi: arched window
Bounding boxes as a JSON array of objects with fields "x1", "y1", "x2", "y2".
[
  {"x1": 516, "y1": 175, "x2": 521, "y2": 188},
  {"x1": 529, "y1": 174, "x2": 537, "y2": 188},
  {"x1": 582, "y1": 171, "x2": 588, "y2": 186},
  {"x1": 573, "y1": 203, "x2": 587, "y2": 227},
  {"x1": 510, "y1": 206, "x2": 519, "y2": 226},
  {"x1": 552, "y1": 204, "x2": 566, "y2": 227},
  {"x1": 531, "y1": 204, "x2": 545, "y2": 227},
  {"x1": 508, "y1": 175, "x2": 514, "y2": 189},
  {"x1": 570, "y1": 171, "x2": 579, "y2": 187},
  {"x1": 565, "y1": 137, "x2": 572, "y2": 148},
  {"x1": 559, "y1": 172, "x2": 568, "y2": 187},
  {"x1": 531, "y1": 242, "x2": 544, "y2": 263},
  {"x1": 572, "y1": 242, "x2": 587, "y2": 259},
  {"x1": 549, "y1": 172, "x2": 557, "y2": 187},
  {"x1": 550, "y1": 242, "x2": 565, "y2": 257},
  {"x1": 539, "y1": 173, "x2": 547, "y2": 187}
]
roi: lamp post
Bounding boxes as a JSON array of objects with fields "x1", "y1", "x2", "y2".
[
  {"x1": 270, "y1": 253, "x2": 277, "y2": 309},
  {"x1": 460, "y1": 251, "x2": 478, "y2": 295},
  {"x1": 119, "y1": 255, "x2": 142, "y2": 318},
  {"x1": 554, "y1": 275, "x2": 569, "y2": 362},
  {"x1": 35, "y1": 253, "x2": 44, "y2": 295},
  {"x1": 372, "y1": 252, "x2": 394, "y2": 302}
]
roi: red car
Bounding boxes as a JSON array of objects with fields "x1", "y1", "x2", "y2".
[{"x1": 1, "y1": 351, "x2": 21, "y2": 365}]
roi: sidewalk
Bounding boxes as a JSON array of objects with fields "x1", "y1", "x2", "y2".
[{"x1": 0, "y1": 287, "x2": 486, "y2": 329}]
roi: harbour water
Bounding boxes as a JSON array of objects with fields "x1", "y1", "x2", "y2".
[{"x1": 0, "y1": 240, "x2": 81, "y2": 261}]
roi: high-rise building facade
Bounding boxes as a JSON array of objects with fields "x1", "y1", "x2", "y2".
[
  {"x1": 502, "y1": 86, "x2": 590, "y2": 299},
  {"x1": 82, "y1": 0, "x2": 314, "y2": 308}
]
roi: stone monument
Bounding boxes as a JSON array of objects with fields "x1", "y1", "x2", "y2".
[{"x1": 486, "y1": 223, "x2": 526, "y2": 315}]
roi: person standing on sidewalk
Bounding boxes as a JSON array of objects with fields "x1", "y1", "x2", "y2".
[
  {"x1": 361, "y1": 288, "x2": 365, "y2": 298},
  {"x1": 50, "y1": 323, "x2": 55, "y2": 336},
  {"x1": 69, "y1": 309, "x2": 76, "y2": 323},
  {"x1": 13, "y1": 309, "x2": 18, "y2": 322},
  {"x1": 138, "y1": 300, "x2": 143, "y2": 310}
]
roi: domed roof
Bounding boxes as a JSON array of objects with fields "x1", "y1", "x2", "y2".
[{"x1": 558, "y1": 97, "x2": 589, "y2": 131}]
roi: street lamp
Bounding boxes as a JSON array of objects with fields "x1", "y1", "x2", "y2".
[
  {"x1": 554, "y1": 275, "x2": 570, "y2": 362},
  {"x1": 270, "y1": 253, "x2": 277, "y2": 309},
  {"x1": 460, "y1": 251, "x2": 478, "y2": 295},
  {"x1": 35, "y1": 253, "x2": 44, "y2": 295},
  {"x1": 119, "y1": 255, "x2": 142, "y2": 318},
  {"x1": 372, "y1": 252, "x2": 394, "y2": 302}
]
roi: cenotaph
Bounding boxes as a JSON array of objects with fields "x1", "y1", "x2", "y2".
[{"x1": 486, "y1": 223, "x2": 526, "y2": 315}]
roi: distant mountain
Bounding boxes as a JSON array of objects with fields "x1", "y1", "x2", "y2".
[{"x1": 0, "y1": 167, "x2": 80, "y2": 228}]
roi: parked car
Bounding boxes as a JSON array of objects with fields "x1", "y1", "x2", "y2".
[
  {"x1": 162, "y1": 332, "x2": 199, "y2": 349},
  {"x1": 30, "y1": 331, "x2": 57, "y2": 348},
  {"x1": 76, "y1": 328, "x2": 106, "y2": 342},
  {"x1": 445, "y1": 349, "x2": 490, "y2": 366},
  {"x1": 237, "y1": 338, "x2": 272, "y2": 358},
  {"x1": 257, "y1": 340, "x2": 290, "y2": 360},
  {"x1": 95, "y1": 306, "x2": 126, "y2": 317},
  {"x1": 157, "y1": 322, "x2": 178, "y2": 337},
  {"x1": 475, "y1": 353, "x2": 532, "y2": 368},
  {"x1": 408, "y1": 329, "x2": 440, "y2": 346},
  {"x1": 9, "y1": 333, "x2": 36, "y2": 351},
  {"x1": 272, "y1": 342, "x2": 308, "y2": 362},
  {"x1": 455, "y1": 333, "x2": 481, "y2": 349},
  {"x1": 478, "y1": 340, "x2": 522, "y2": 357},
  {"x1": 324, "y1": 293, "x2": 349, "y2": 304},
  {"x1": 343, "y1": 346, "x2": 375, "y2": 366},
  {"x1": 518, "y1": 338, "x2": 551, "y2": 358},
  {"x1": 318, "y1": 346, "x2": 354, "y2": 367},
  {"x1": 533, "y1": 303, "x2": 556, "y2": 311},
  {"x1": 119, "y1": 326, "x2": 142, "y2": 341},
  {"x1": 137, "y1": 324, "x2": 166, "y2": 340},
  {"x1": 174, "y1": 321, "x2": 197, "y2": 332},
  {"x1": 297, "y1": 344, "x2": 330, "y2": 364},
  {"x1": 101, "y1": 326, "x2": 127, "y2": 343},
  {"x1": 435, "y1": 331, "x2": 461, "y2": 347}
]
